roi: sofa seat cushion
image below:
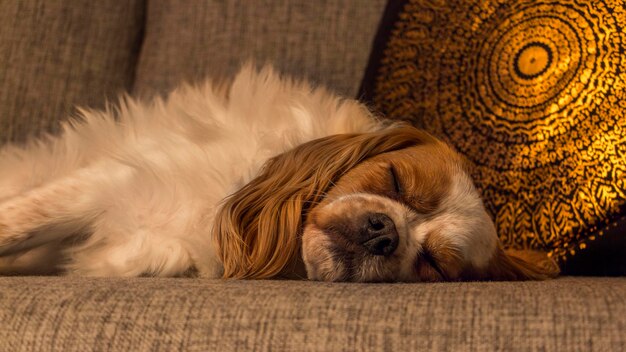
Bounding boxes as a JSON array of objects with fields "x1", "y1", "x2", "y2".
[{"x1": 1, "y1": 277, "x2": 624, "y2": 351}]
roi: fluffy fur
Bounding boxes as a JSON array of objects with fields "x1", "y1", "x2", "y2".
[{"x1": 0, "y1": 66, "x2": 558, "y2": 281}]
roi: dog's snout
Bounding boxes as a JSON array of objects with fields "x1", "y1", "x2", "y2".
[{"x1": 362, "y1": 213, "x2": 398, "y2": 256}]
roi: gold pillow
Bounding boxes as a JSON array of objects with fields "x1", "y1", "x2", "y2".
[{"x1": 361, "y1": 0, "x2": 626, "y2": 273}]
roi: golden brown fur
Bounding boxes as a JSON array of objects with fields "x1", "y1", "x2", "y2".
[
  {"x1": 215, "y1": 125, "x2": 559, "y2": 281},
  {"x1": 214, "y1": 126, "x2": 437, "y2": 278}
]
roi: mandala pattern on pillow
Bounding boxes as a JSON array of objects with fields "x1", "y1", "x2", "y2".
[{"x1": 362, "y1": 0, "x2": 626, "y2": 267}]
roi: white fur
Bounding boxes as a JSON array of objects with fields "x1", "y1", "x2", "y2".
[{"x1": 0, "y1": 65, "x2": 380, "y2": 277}]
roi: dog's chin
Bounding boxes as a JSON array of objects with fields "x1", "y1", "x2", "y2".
[{"x1": 301, "y1": 224, "x2": 343, "y2": 282}]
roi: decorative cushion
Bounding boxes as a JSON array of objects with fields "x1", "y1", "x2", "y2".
[{"x1": 360, "y1": 0, "x2": 626, "y2": 274}]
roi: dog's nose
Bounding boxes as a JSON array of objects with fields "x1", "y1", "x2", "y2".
[{"x1": 362, "y1": 213, "x2": 399, "y2": 256}]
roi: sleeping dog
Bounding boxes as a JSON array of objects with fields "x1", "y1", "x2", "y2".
[{"x1": 0, "y1": 66, "x2": 558, "y2": 281}]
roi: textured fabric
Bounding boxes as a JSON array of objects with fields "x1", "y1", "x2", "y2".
[
  {"x1": 133, "y1": 0, "x2": 386, "y2": 99},
  {"x1": 359, "y1": 0, "x2": 626, "y2": 274},
  {"x1": 0, "y1": 0, "x2": 144, "y2": 144},
  {"x1": 0, "y1": 277, "x2": 624, "y2": 351}
]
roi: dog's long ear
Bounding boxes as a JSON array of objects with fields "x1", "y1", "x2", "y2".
[
  {"x1": 481, "y1": 247, "x2": 560, "y2": 281},
  {"x1": 214, "y1": 125, "x2": 437, "y2": 279}
]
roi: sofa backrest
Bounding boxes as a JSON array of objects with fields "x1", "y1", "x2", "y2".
[
  {"x1": 134, "y1": 0, "x2": 386, "y2": 99},
  {"x1": 0, "y1": 0, "x2": 385, "y2": 144},
  {"x1": 0, "y1": 0, "x2": 144, "y2": 144}
]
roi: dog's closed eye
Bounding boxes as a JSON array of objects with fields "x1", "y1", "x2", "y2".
[
  {"x1": 420, "y1": 248, "x2": 449, "y2": 281},
  {"x1": 389, "y1": 165, "x2": 403, "y2": 195}
]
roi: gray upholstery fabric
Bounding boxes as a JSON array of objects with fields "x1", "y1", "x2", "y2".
[
  {"x1": 1, "y1": 277, "x2": 624, "y2": 352},
  {"x1": 0, "y1": 0, "x2": 144, "y2": 144},
  {"x1": 134, "y1": 0, "x2": 386, "y2": 99}
]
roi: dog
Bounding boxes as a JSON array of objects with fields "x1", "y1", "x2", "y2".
[{"x1": 0, "y1": 65, "x2": 558, "y2": 281}]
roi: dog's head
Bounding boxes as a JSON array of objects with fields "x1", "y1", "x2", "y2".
[{"x1": 214, "y1": 125, "x2": 559, "y2": 281}]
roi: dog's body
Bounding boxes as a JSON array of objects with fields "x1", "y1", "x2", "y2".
[{"x1": 0, "y1": 66, "x2": 557, "y2": 281}]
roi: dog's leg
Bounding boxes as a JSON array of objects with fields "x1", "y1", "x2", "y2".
[
  {"x1": 0, "y1": 159, "x2": 202, "y2": 277},
  {"x1": 0, "y1": 161, "x2": 133, "y2": 256}
]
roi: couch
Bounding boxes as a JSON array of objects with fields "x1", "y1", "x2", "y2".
[{"x1": 0, "y1": 1, "x2": 624, "y2": 351}]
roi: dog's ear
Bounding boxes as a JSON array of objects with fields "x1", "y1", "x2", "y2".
[
  {"x1": 481, "y1": 247, "x2": 560, "y2": 281},
  {"x1": 213, "y1": 125, "x2": 435, "y2": 279}
]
